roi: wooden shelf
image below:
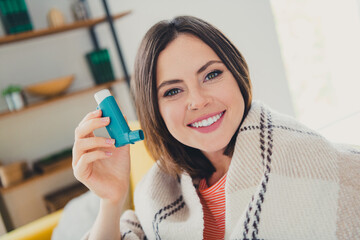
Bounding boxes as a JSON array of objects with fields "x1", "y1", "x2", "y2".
[
  {"x1": 0, "y1": 10, "x2": 131, "y2": 45},
  {"x1": 0, "y1": 78, "x2": 124, "y2": 118},
  {"x1": 0, "y1": 157, "x2": 72, "y2": 194}
]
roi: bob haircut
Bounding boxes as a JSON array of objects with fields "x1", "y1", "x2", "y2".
[{"x1": 132, "y1": 16, "x2": 252, "y2": 179}]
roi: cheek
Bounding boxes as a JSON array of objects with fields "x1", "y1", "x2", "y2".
[
  {"x1": 220, "y1": 83, "x2": 242, "y2": 105},
  {"x1": 159, "y1": 104, "x2": 185, "y2": 133},
  {"x1": 220, "y1": 79, "x2": 245, "y2": 121}
]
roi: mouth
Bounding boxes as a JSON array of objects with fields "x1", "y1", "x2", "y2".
[{"x1": 187, "y1": 110, "x2": 226, "y2": 128}]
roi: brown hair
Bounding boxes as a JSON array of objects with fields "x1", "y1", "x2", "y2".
[{"x1": 132, "y1": 16, "x2": 252, "y2": 179}]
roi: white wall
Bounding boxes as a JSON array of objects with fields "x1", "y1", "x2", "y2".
[{"x1": 0, "y1": 0, "x2": 293, "y2": 164}]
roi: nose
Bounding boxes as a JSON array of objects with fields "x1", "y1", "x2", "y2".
[{"x1": 187, "y1": 88, "x2": 210, "y2": 111}]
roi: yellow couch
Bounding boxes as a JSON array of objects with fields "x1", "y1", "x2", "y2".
[{"x1": 0, "y1": 121, "x2": 154, "y2": 240}]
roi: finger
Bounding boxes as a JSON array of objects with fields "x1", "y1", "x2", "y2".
[
  {"x1": 78, "y1": 109, "x2": 102, "y2": 127},
  {"x1": 75, "y1": 117, "x2": 110, "y2": 139},
  {"x1": 74, "y1": 110, "x2": 103, "y2": 139},
  {"x1": 73, "y1": 150, "x2": 113, "y2": 180},
  {"x1": 73, "y1": 137, "x2": 115, "y2": 165},
  {"x1": 76, "y1": 137, "x2": 115, "y2": 152}
]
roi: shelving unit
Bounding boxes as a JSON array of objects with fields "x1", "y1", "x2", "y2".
[
  {"x1": 0, "y1": 9, "x2": 131, "y2": 119},
  {"x1": 0, "y1": 157, "x2": 72, "y2": 195},
  {"x1": 0, "y1": 11, "x2": 131, "y2": 45},
  {"x1": 0, "y1": 3, "x2": 133, "y2": 231},
  {"x1": 0, "y1": 78, "x2": 124, "y2": 118}
]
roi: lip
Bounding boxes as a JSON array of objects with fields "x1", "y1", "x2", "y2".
[
  {"x1": 187, "y1": 110, "x2": 226, "y2": 133},
  {"x1": 187, "y1": 110, "x2": 225, "y2": 125}
]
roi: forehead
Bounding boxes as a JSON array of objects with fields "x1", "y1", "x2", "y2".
[{"x1": 156, "y1": 34, "x2": 220, "y2": 82}]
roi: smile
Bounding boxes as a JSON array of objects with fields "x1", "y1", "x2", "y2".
[{"x1": 189, "y1": 111, "x2": 225, "y2": 128}]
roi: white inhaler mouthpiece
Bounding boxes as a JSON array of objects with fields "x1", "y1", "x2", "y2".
[{"x1": 94, "y1": 89, "x2": 111, "y2": 105}]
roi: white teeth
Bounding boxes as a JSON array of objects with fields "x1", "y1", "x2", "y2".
[{"x1": 190, "y1": 112, "x2": 223, "y2": 128}]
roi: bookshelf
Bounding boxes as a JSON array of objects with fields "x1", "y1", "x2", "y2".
[
  {"x1": 0, "y1": 11, "x2": 131, "y2": 45},
  {"x1": 0, "y1": 78, "x2": 124, "y2": 118},
  {"x1": 0, "y1": 2, "x2": 132, "y2": 231},
  {"x1": 0, "y1": 157, "x2": 72, "y2": 195},
  {"x1": 0, "y1": 9, "x2": 131, "y2": 119}
]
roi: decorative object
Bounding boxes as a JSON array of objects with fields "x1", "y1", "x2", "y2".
[
  {"x1": 0, "y1": 0, "x2": 33, "y2": 35},
  {"x1": 44, "y1": 183, "x2": 88, "y2": 213},
  {"x1": 72, "y1": 0, "x2": 90, "y2": 21},
  {"x1": 33, "y1": 147, "x2": 72, "y2": 174},
  {"x1": 0, "y1": 161, "x2": 27, "y2": 188},
  {"x1": 26, "y1": 75, "x2": 74, "y2": 97},
  {"x1": 86, "y1": 49, "x2": 115, "y2": 85},
  {"x1": 2, "y1": 85, "x2": 27, "y2": 111},
  {"x1": 47, "y1": 8, "x2": 66, "y2": 28}
]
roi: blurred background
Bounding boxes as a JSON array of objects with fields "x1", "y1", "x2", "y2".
[
  {"x1": 271, "y1": 0, "x2": 360, "y2": 146},
  {"x1": 0, "y1": 0, "x2": 358, "y2": 235}
]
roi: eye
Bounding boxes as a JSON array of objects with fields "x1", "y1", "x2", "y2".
[
  {"x1": 205, "y1": 70, "x2": 223, "y2": 81},
  {"x1": 164, "y1": 88, "x2": 182, "y2": 97}
]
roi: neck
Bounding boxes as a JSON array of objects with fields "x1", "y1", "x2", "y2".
[{"x1": 202, "y1": 150, "x2": 231, "y2": 186}]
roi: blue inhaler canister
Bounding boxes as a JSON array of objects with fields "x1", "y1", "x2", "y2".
[{"x1": 94, "y1": 89, "x2": 144, "y2": 147}]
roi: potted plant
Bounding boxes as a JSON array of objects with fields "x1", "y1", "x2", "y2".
[{"x1": 2, "y1": 85, "x2": 26, "y2": 111}]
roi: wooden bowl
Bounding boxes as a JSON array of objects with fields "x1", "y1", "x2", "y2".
[{"x1": 26, "y1": 75, "x2": 74, "y2": 97}]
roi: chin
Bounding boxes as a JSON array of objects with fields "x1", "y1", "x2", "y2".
[{"x1": 195, "y1": 141, "x2": 229, "y2": 154}]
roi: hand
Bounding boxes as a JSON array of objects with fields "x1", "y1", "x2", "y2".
[{"x1": 72, "y1": 109, "x2": 130, "y2": 204}]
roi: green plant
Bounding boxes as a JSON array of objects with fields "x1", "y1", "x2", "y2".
[{"x1": 2, "y1": 85, "x2": 22, "y2": 96}]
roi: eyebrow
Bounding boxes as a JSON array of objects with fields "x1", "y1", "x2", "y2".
[
  {"x1": 157, "y1": 79, "x2": 183, "y2": 93},
  {"x1": 197, "y1": 60, "x2": 222, "y2": 74},
  {"x1": 157, "y1": 60, "x2": 222, "y2": 92}
]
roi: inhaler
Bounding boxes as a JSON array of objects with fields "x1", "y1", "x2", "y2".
[{"x1": 94, "y1": 89, "x2": 144, "y2": 147}]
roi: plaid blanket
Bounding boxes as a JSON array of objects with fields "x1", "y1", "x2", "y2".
[{"x1": 84, "y1": 101, "x2": 360, "y2": 240}]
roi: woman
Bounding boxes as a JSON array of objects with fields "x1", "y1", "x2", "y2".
[{"x1": 73, "y1": 16, "x2": 360, "y2": 240}]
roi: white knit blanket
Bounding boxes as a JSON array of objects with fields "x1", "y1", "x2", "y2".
[{"x1": 85, "y1": 101, "x2": 360, "y2": 240}]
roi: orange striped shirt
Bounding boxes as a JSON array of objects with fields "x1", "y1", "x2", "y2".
[{"x1": 198, "y1": 174, "x2": 227, "y2": 240}]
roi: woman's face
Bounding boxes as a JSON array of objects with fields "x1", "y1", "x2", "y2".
[{"x1": 156, "y1": 34, "x2": 245, "y2": 155}]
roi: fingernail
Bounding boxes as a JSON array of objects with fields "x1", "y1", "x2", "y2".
[
  {"x1": 101, "y1": 117, "x2": 110, "y2": 122},
  {"x1": 106, "y1": 138, "x2": 115, "y2": 145},
  {"x1": 93, "y1": 109, "x2": 101, "y2": 114},
  {"x1": 105, "y1": 151, "x2": 112, "y2": 156}
]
